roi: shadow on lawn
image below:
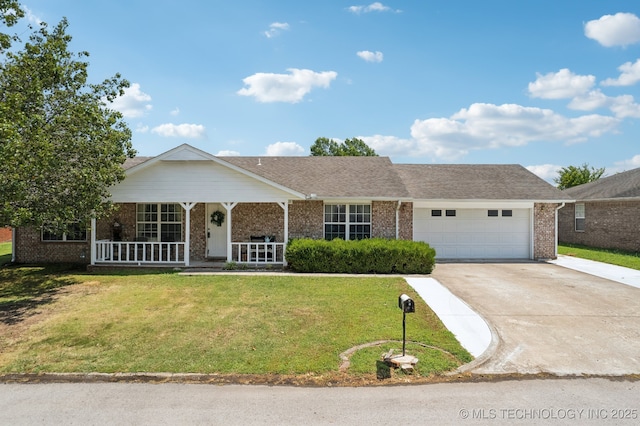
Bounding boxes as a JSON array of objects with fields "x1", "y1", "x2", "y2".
[{"x1": 0, "y1": 264, "x2": 80, "y2": 326}]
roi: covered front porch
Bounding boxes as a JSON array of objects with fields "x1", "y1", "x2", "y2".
[{"x1": 90, "y1": 201, "x2": 290, "y2": 267}]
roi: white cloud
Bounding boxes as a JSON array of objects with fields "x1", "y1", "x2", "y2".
[
  {"x1": 528, "y1": 69, "x2": 595, "y2": 99},
  {"x1": 135, "y1": 124, "x2": 149, "y2": 133},
  {"x1": 216, "y1": 150, "x2": 241, "y2": 156},
  {"x1": 602, "y1": 59, "x2": 640, "y2": 86},
  {"x1": 609, "y1": 95, "x2": 640, "y2": 118},
  {"x1": 584, "y1": 12, "x2": 640, "y2": 47},
  {"x1": 613, "y1": 154, "x2": 640, "y2": 172},
  {"x1": 264, "y1": 22, "x2": 290, "y2": 38},
  {"x1": 568, "y1": 89, "x2": 611, "y2": 111},
  {"x1": 170, "y1": 107, "x2": 180, "y2": 116},
  {"x1": 110, "y1": 83, "x2": 152, "y2": 118},
  {"x1": 361, "y1": 135, "x2": 416, "y2": 156},
  {"x1": 526, "y1": 164, "x2": 563, "y2": 183},
  {"x1": 237, "y1": 68, "x2": 338, "y2": 103},
  {"x1": 22, "y1": 6, "x2": 42, "y2": 25},
  {"x1": 264, "y1": 142, "x2": 305, "y2": 156},
  {"x1": 357, "y1": 50, "x2": 384, "y2": 62},
  {"x1": 348, "y1": 2, "x2": 398, "y2": 14},
  {"x1": 363, "y1": 103, "x2": 620, "y2": 160},
  {"x1": 151, "y1": 123, "x2": 206, "y2": 138}
]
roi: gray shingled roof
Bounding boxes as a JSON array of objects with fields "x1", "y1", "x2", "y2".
[
  {"x1": 120, "y1": 152, "x2": 569, "y2": 201},
  {"x1": 394, "y1": 164, "x2": 569, "y2": 200},
  {"x1": 222, "y1": 156, "x2": 410, "y2": 198},
  {"x1": 123, "y1": 156, "x2": 153, "y2": 170},
  {"x1": 563, "y1": 167, "x2": 640, "y2": 200}
]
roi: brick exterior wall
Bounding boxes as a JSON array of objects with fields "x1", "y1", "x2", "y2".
[
  {"x1": 533, "y1": 202, "x2": 559, "y2": 260},
  {"x1": 0, "y1": 227, "x2": 11, "y2": 243},
  {"x1": 14, "y1": 227, "x2": 91, "y2": 264},
  {"x1": 231, "y1": 203, "x2": 286, "y2": 242},
  {"x1": 18, "y1": 199, "x2": 562, "y2": 263},
  {"x1": 288, "y1": 200, "x2": 323, "y2": 239},
  {"x1": 369, "y1": 201, "x2": 413, "y2": 240},
  {"x1": 190, "y1": 203, "x2": 206, "y2": 261},
  {"x1": 371, "y1": 201, "x2": 396, "y2": 238},
  {"x1": 398, "y1": 201, "x2": 413, "y2": 240},
  {"x1": 558, "y1": 200, "x2": 640, "y2": 252}
]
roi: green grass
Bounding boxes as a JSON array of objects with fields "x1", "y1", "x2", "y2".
[
  {"x1": 0, "y1": 266, "x2": 471, "y2": 379},
  {"x1": 559, "y1": 243, "x2": 640, "y2": 270},
  {"x1": 0, "y1": 242, "x2": 11, "y2": 265}
]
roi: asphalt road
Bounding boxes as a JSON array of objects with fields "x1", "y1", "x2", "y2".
[{"x1": 1, "y1": 378, "x2": 639, "y2": 425}]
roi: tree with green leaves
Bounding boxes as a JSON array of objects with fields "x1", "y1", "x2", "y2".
[
  {"x1": 0, "y1": 0, "x2": 23, "y2": 52},
  {"x1": 0, "y1": 17, "x2": 135, "y2": 232},
  {"x1": 310, "y1": 137, "x2": 378, "y2": 156},
  {"x1": 554, "y1": 163, "x2": 605, "y2": 190}
]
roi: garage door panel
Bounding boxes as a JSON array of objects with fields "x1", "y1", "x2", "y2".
[{"x1": 414, "y1": 208, "x2": 531, "y2": 259}]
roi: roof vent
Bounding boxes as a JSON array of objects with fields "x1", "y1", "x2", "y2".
[{"x1": 257, "y1": 158, "x2": 262, "y2": 166}]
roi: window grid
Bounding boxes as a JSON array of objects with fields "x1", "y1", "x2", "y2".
[
  {"x1": 137, "y1": 204, "x2": 183, "y2": 241},
  {"x1": 42, "y1": 222, "x2": 87, "y2": 242},
  {"x1": 575, "y1": 203, "x2": 585, "y2": 232},
  {"x1": 324, "y1": 204, "x2": 371, "y2": 240}
]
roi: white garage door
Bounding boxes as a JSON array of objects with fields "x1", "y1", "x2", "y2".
[{"x1": 414, "y1": 208, "x2": 531, "y2": 259}]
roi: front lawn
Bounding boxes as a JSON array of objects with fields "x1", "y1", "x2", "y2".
[
  {"x1": 0, "y1": 265, "x2": 471, "y2": 384},
  {"x1": 0, "y1": 242, "x2": 11, "y2": 265},
  {"x1": 559, "y1": 243, "x2": 640, "y2": 271}
]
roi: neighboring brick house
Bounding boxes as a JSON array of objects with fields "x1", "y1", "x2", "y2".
[
  {"x1": 14, "y1": 144, "x2": 569, "y2": 266},
  {"x1": 0, "y1": 227, "x2": 11, "y2": 243},
  {"x1": 558, "y1": 167, "x2": 640, "y2": 252}
]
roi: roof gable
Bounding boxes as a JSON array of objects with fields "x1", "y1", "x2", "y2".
[{"x1": 564, "y1": 167, "x2": 640, "y2": 200}]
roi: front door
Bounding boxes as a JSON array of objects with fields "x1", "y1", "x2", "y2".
[{"x1": 206, "y1": 203, "x2": 228, "y2": 258}]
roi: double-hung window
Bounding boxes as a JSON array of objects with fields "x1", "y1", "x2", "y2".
[
  {"x1": 324, "y1": 204, "x2": 371, "y2": 240},
  {"x1": 42, "y1": 222, "x2": 87, "y2": 242},
  {"x1": 575, "y1": 203, "x2": 585, "y2": 231},
  {"x1": 136, "y1": 203, "x2": 183, "y2": 242}
]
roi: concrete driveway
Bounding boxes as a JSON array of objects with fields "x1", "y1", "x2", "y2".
[{"x1": 429, "y1": 262, "x2": 640, "y2": 376}]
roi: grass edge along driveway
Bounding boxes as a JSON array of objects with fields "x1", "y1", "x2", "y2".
[{"x1": 0, "y1": 266, "x2": 472, "y2": 384}]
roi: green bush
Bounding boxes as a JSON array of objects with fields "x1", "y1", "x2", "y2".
[{"x1": 285, "y1": 238, "x2": 435, "y2": 274}]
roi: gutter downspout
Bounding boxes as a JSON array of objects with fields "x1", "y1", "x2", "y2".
[
  {"x1": 555, "y1": 202, "x2": 566, "y2": 259},
  {"x1": 395, "y1": 201, "x2": 402, "y2": 240}
]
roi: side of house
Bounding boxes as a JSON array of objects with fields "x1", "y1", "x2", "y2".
[{"x1": 558, "y1": 167, "x2": 640, "y2": 252}]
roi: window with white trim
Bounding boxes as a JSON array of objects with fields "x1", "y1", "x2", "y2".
[
  {"x1": 324, "y1": 204, "x2": 371, "y2": 240},
  {"x1": 575, "y1": 203, "x2": 585, "y2": 231},
  {"x1": 42, "y1": 222, "x2": 87, "y2": 242},
  {"x1": 136, "y1": 203, "x2": 183, "y2": 242}
]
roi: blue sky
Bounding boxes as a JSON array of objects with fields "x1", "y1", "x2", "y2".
[{"x1": 13, "y1": 1, "x2": 640, "y2": 182}]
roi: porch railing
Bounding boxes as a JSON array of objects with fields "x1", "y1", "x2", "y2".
[
  {"x1": 231, "y1": 242, "x2": 286, "y2": 264},
  {"x1": 95, "y1": 240, "x2": 185, "y2": 264}
]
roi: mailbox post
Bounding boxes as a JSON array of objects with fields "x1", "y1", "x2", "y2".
[{"x1": 398, "y1": 294, "x2": 415, "y2": 356}]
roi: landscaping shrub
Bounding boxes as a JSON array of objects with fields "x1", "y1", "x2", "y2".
[{"x1": 285, "y1": 238, "x2": 436, "y2": 274}]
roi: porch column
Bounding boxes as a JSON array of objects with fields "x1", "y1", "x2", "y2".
[
  {"x1": 278, "y1": 202, "x2": 289, "y2": 266},
  {"x1": 90, "y1": 217, "x2": 96, "y2": 265},
  {"x1": 222, "y1": 202, "x2": 237, "y2": 262},
  {"x1": 180, "y1": 202, "x2": 196, "y2": 266}
]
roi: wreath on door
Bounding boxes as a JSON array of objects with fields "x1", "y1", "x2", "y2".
[{"x1": 210, "y1": 210, "x2": 225, "y2": 227}]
